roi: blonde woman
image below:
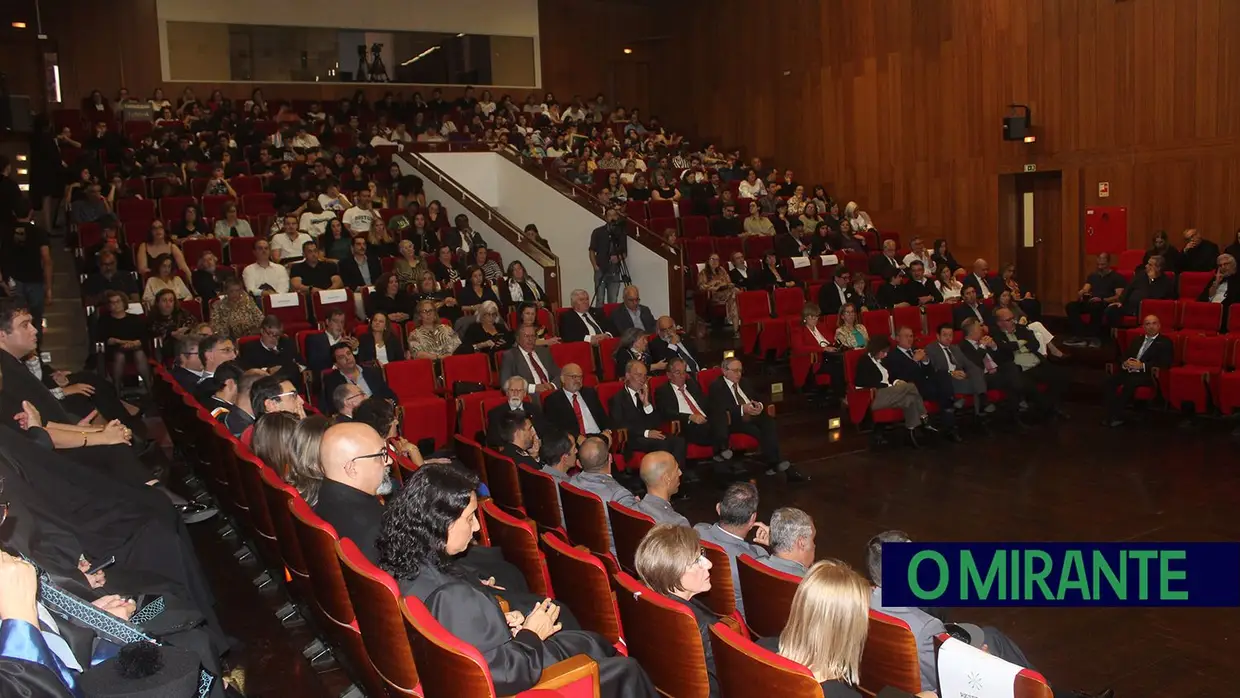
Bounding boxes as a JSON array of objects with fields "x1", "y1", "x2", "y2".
[
  {"x1": 844, "y1": 201, "x2": 873, "y2": 232},
  {"x1": 407, "y1": 299, "x2": 461, "y2": 359},
  {"x1": 834, "y1": 303, "x2": 869, "y2": 349},
  {"x1": 758, "y1": 560, "x2": 932, "y2": 698},
  {"x1": 697, "y1": 253, "x2": 740, "y2": 337}
]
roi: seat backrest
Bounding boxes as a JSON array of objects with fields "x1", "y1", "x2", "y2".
[
  {"x1": 516, "y1": 462, "x2": 565, "y2": 534},
  {"x1": 229, "y1": 236, "x2": 260, "y2": 267},
  {"x1": 401, "y1": 596, "x2": 498, "y2": 698},
  {"x1": 737, "y1": 290, "x2": 772, "y2": 322},
  {"x1": 891, "y1": 305, "x2": 923, "y2": 336},
  {"x1": 613, "y1": 571, "x2": 712, "y2": 698},
  {"x1": 479, "y1": 500, "x2": 551, "y2": 597},
  {"x1": 1116, "y1": 248, "x2": 1145, "y2": 270},
  {"x1": 540, "y1": 533, "x2": 623, "y2": 644},
  {"x1": 313, "y1": 289, "x2": 357, "y2": 326},
  {"x1": 699, "y1": 541, "x2": 737, "y2": 617},
  {"x1": 598, "y1": 336, "x2": 621, "y2": 381},
  {"x1": 859, "y1": 609, "x2": 922, "y2": 695},
  {"x1": 258, "y1": 466, "x2": 310, "y2": 583},
  {"x1": 443, "y1": 353, "x2": 493, "y2": 391},
  {"x1": 481, "y1": 448, "x2": 523, "y2": 514},
  {"x1": 1178, "y1": 300, "x2": 1222, "y2": 332},
  {"x1": 335, "y1": 538, "x2": 421, "y2": 695},
  {"x1": 773, "y1": 286, "x2": 806, "y2": 318},
  {"x1": 399, "y1": 396, "x2": 449, "y2": 451},
  {"x1": 696, "y1": 367, "x2": 723, "y2": 393},
  {"x1": 735, "y1": 554, "x2": 800, "y2": 638},
  {"x1": 924, "y1": 303, "x2": 954, "y2": 335},
  {"x1": 549, "y1": 341, "x2": 597, "y2": 377},
  {"x1": 453, "y1": 435, "x2": 487, "y2": 485},
  {"x1": 861, "y1": 309, "x2": 893, "y2": 339},
  {"x1": 1182, "y1": 335, "x2": 1227, "y2": 368},
  {"x1": 607, "y1": 501, "x2": 655, "y2": 574},
  {"x1": 1178, "y1": 271, "x2": 1215, "y2": 300},
  {"x1": 230, "y1": 446, "x2": 281, "y2": 566},
  {"x1": 385, "y1": 358, "x2": 438, "y2": 398},
  {"x1": 558, "y1": 481, "x2": 612, "y2": 557},
  {"x1": 595, "y1": 380, "x2": 624, "y2": 416},
  {"x1": 1139, "y1": 298, "x2": 1177, "y2": 326},
  {"x1": 261, "y1": 292, "x2": 309, "y2": 328},
  {"x1": 456, "y1": 390, "x2": 503, "y2": 443},
  {"x1": 287, "y1": 498, "x2": 365, "y2": 641},
  {"x1": 709, "y1": 624, "x2": 822, "y2": 698}
]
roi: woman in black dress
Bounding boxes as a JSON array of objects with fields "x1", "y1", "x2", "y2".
[
  {"x1": 460, "y1": 301, "x2": 512, "y2": 356},
  {"x1": 457, "y1": 265, "x2": 502, "y2": 316},
  {"x1": 499, "y1": 261, "x2": 548, "y2": 309},
  {"x1": 97, "y1": 290, "x2": 152, "y2": 389},
  {"x1": 379, "y1": 463, "x2": 657, "y2": 698},
  {"x1": 369, "y1": 272, "x2": 412, "y2": 325},
  {"x1": 356, "y1": 312, "x2": 406, "y2": 366}
]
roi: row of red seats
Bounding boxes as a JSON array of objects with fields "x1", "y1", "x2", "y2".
[{"x1": 154, "y1": 366, "x2": 598, "y2": 697}]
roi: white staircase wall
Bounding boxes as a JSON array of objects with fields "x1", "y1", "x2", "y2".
[{"x1": 419, "y1": 151, "x2": 671, "y2": 316}]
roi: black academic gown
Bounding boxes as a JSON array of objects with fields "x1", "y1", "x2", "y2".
[
  {"x1": 400, "y1": 564, "x2": 656, "y2": 698},
  {"x1": 0, "y1": 426, "x2": 226, "y2": 658}
]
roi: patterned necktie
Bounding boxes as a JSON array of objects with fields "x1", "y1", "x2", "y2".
[{"x1": 38, "y1": 573, "x2": 215, "y2": 696}]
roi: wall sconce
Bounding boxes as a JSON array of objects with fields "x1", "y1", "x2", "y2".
[
  {"x1": 12, "y1": 22, "x2": 28, "y2": 29},
  {"x1": 722, "y1": 350, "x2": 734, "y2": 360},
  {"x1": 16, "y1": 154, "x2": 27, "y2": 161}
]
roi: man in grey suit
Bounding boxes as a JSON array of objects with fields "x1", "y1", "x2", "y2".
[
  {"x1": 923, "y1": 322, "x2": 991, "y2": 414},
  {"x1": 634, "y1": 451, "x2": 689, "y2": 526},
  {"x1": 499, "y1": 325, "x2": 561, "y2": 396},
  {"x1": 568, "y1": 436, "x2": 638, "y2": 554},
  {"x1": 610, "y1": 285, "x2": 658, "y2": 333},
  {"x1": 761, "y1": 507, "x2": 816, "y2": 579},
  {"x1": 693, "y1": 482, "x2": 769, "y2": 617}
]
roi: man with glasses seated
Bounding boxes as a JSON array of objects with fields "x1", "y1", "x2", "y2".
[
  {"x1": 313, "y1": 421, "x2": 398, "y2": 562},
  {"x1": 320, "y1": 342, "x2": 395, "y2": 413},
  {"x1": 240, "y1": 375, "x2": 306, "y2": 446},
  {"x1": 170, "y1": 335, "x2": 205, "y2": 391},
  {"x1": 238, "y1": 314, "x2": 306, "y2": 384}
]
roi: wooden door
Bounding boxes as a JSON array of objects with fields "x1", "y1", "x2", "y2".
[{"x1": 1010, "y1": 172, "x2": 1063, "y2": 307}]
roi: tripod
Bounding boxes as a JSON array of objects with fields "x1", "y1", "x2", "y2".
[
  {"x1": 593, "y1": 250, "x2": 631, "y2": 307},
  {"x1": 369, "y1": 46, "x2": 389, "y2": 83}
]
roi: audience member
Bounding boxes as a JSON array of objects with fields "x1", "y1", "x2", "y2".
[
  {"x1": 694, "y1": 482, "x2": 770, "y2": 616},
  {"x1": 635, "y1": 451, "x2": 688, "y2": 525},
  {"x1": 1064, "y1": 252, "x2": 1125, "y2": 346},
  {"x1": 238, "y1": 315, "x2": 305, "y2": 382},
  {"x1": 568, "y1": 436, "x2": 637, "y2": 553},
  {"x1": 289, "y1": 240, "x2": 344, "y2": 293},
  {"x1": 1199, "y1": 253, "x2": 1238, "y2": 332},
  {"x1": 499, "y1": 325, "x2": 560, "y2": 394},
  {"x1": 559, "y1": 289, "x2": 615, "y2": 344},
  {"x1": 708, "y1": 358, "x2": 802, "y2": 480},
  {"x1": 763, "y1": 507, "x2": 816, "y2": 578},
  {"x1": 543, "y1": 363, "x2": 612, "y2": 441},
  {"x1": 242, "y1": 239, "x2": 290, "y2": 296},
  {"x1": 1179, "y1": 228, "x2": 1220, "y2": 272},
  {"x1": 1106, "y1": 255, "x2": 1173, "y2": 328},
  {"x1": 610, "y1": 285, "x2": 657, "y2": 333},
  {"x1": 854, "y1": 335, "x2": 930, "y2": 446},
  {"x1": 1103, "y1": 315, "x2": 1174, "y2": 427},
  {"x1": 305, "y1": 309, "x2": 358, "y2": 371},
  {"x1": 321, "y1": 342, "x2": 395, "y2": 410},
  {"x1": 486, "y1": 375, "x2": 548, "y2": 445},
  {"x1": 210, "y1": 277, "x2": 265, "y2": 339},
  {"x1": 649, "y1": 316, "x2": 702, "y2": 373},
  {"x1": 610, "y1": 360, "x2": 688, "y2": 474},
  {"x1": 992, "y1": 308, "x2": 1069, "y2": 421}
]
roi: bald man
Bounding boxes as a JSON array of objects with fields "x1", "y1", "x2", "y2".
[
  {"x1": 963, "y1": 258, "x2": 995, "y2": 300},
  {"x1": 313, "y1": 422, "x2": 394, "y2": 561},
  {"x1": 1103, "y1": 315, "x2": 1174, "y2": 427},
  {"x1": 634, "y1": 452, "x2": 689, "y2": 526},
  {"x1": 542, "y1": 362, "x2": 613, "y2": 441},
  {"x1": 569, "y1": 436, "x2": 638, "y2": 554}
]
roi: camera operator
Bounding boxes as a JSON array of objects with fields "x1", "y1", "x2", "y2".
[{"x1": 589, "y1": 206, "x2": 628, "y2": 307}]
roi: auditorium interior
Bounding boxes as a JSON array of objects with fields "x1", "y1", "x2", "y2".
[{"x1": 0, "y1": 0, "x2": 1238, "y2": 696}]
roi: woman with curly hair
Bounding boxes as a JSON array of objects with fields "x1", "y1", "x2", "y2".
[{"x1": 379, "y1": 464, "x2": 657, "y2": 698}]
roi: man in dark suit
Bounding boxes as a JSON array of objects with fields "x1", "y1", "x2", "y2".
[
  {"x1": 885, "y1": 326, "x2": 958, "y2": 438},
  {"x1": 727, "y1": 253, "x2": 760, "y2": 291},
  {"x1": 957, "y1": 317, "x2": 1020, "y2": 419},
  {"x1": 1179, "y1": 228, "x2": 1220, "y2": 273},
  {"x1": 905, "y1": 261, "x2": 943, "y2": 306},
  {"x1": 609, "y1": 359, "x2": 688, "y2": 475},
  {"x1": 238, "y1": 315, "x2": 306, "y2": 384},
  {"x1": 499, "y1": 325, "x2": 561, "y2": 395},
  {"x1": 559, "y1": 288, "x2": 616, "y2": 344},
  {"x1": 305, "y1": 309, "x2": 358, "y2": 372},
  {"x1": 708, "y1": 357, "x2": 805, "y2": 481},
  {"x1": 656, "y1": 357, "x2": 746, "y2": 478},
  {"x1": 1198, "y1": 253, "x2": 1238, "y2": 332},
  {"x1": 610, "y1": 284, "x2": 658, "y2": 333},
  {"x1": 542, "y1": 363, "x2": 613, "y2": 443},
  {"x1": 818, "y1": 269, "x2": 858, "y2": 317},
  {"x1": 953, "y1": 286, "x2": 989, "y2": 330},
  {"x1": 1103, "y1": 315, "x2": 1175, "y2": 427},
  {"x1": 170, "y1": 335, "x2": 206, "y2": 391},
  {"x1": 869, "y1": 239, "x2": 905, "y2": 280},
  {"x1": 877, "y1": 272, "x2": 913, "y2": 309},
  {"x1": 337, "y1": 235, "x2": 383, "y2": 288},
  {"x1": 321, "y1": 342, "x2": 395, "y2": 413},
  {"x1": 992, "y1": 308, "x2": 1068, "y2": 420},
  {"x1": 962, "y1": 258, "x2": 997, "y2": 302},
  {"x1": 487, "y1": 375, "x2": 550, "y2": 446},
  {"x1": 495, "y1": 410, "x2": 542, "y2": 471},
  {"x1": 1105, "y1": 255, "x2": 1175, "y2": 328},
  {"x1": 314, "y1": 421, "x2": 402, "y2": 561},
  {"x1": 773, "y1": 218, "x2": 810, "y2": 258},
  {"x1": 649, "y1": 316, "x2": 704, "y2": 375}
]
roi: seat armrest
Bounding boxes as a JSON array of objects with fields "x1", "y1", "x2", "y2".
[{"x1": 531, "y1": 654, "x2": 599, "y2": 693}]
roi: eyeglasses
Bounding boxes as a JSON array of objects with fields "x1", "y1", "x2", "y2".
[
  {"x1": 349, "y1": 450, "x2": 393, "y2": 467},
  {"x1": 692, "y1": 548, "x2": 709, "y2": 568},
  {"x1": 273, "y1": 390, "x2": 299, "y2": 400}
]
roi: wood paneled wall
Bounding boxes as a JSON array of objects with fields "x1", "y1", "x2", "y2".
[{"x1": 651, "y1": 0, "x2": 1240, "y2": 310}]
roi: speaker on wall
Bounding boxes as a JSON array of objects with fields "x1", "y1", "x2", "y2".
[{"x1": 1002, "y1": 104, "x2": 1031, "y2": 142}]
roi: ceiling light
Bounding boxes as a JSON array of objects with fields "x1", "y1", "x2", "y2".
[
  {"x1": 623, "y1": 48, "x2": 633, "y2": 54},
  {"x1": 12, "y1": 22, "x2": 27, "y2": 29}
]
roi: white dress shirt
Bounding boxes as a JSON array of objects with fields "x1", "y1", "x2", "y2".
[
  {"x1": 625, "y1": 386, "x2": 656, "y2": 436},
  {"x1": 1211, "y1": 280, "x2": 1229, "y2": 303},
  {"x1": 903, "y1": 251, "x2": 936, "y2": 274},
  {"x1": 579, "y1": 311, "x2": 604, "y2": 336},
  {"x1": 522, "y1": 350, "x2": 552, "y2": 392},
  {"x1": 723, "y1": 377, "x2": 751, "y2": 404},
  {"x1": 937, "y1": 342, "x2": 957, "y2": 372},
  {"x1": 808, "y1": 324, "x2": 831, "y2": 347},
  {"x1": 973, "y1": 274, "x2": 993, "y2": 299},
  {"x1": 270, "y1": 232, "x2": 312, "y2": 261},
  {"x1": 242, "y1": 261, "x2": 291, "y2": 295},
  {"x1": 870, "y1": 355, "x2": 892, "y2": 386},
  {"x1": 564, "y1": 389, "x2": 601, "y2": 433},
  {"x1": 672, "y1": 383, "x2": 704, "y2": 415}
]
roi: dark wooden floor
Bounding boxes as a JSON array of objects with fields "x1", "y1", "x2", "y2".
[{"x1": 187, "y1": 339, "x2": 1240, "y2": 698}]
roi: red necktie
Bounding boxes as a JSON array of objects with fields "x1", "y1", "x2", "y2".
[
  {"x1": 680, "y1": 386, "x2": 703, "y2": 417},
  {"x1": 528, "y1": 352, "x2": 548, "y2": 383},
  {"x1": 571, "y1": 393, "x2": 586, "y2": 433}
]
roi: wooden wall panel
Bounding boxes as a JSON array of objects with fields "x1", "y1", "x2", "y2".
[{"x1": 652, "y1": 0, "x2": 1240, "y2": 309}]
